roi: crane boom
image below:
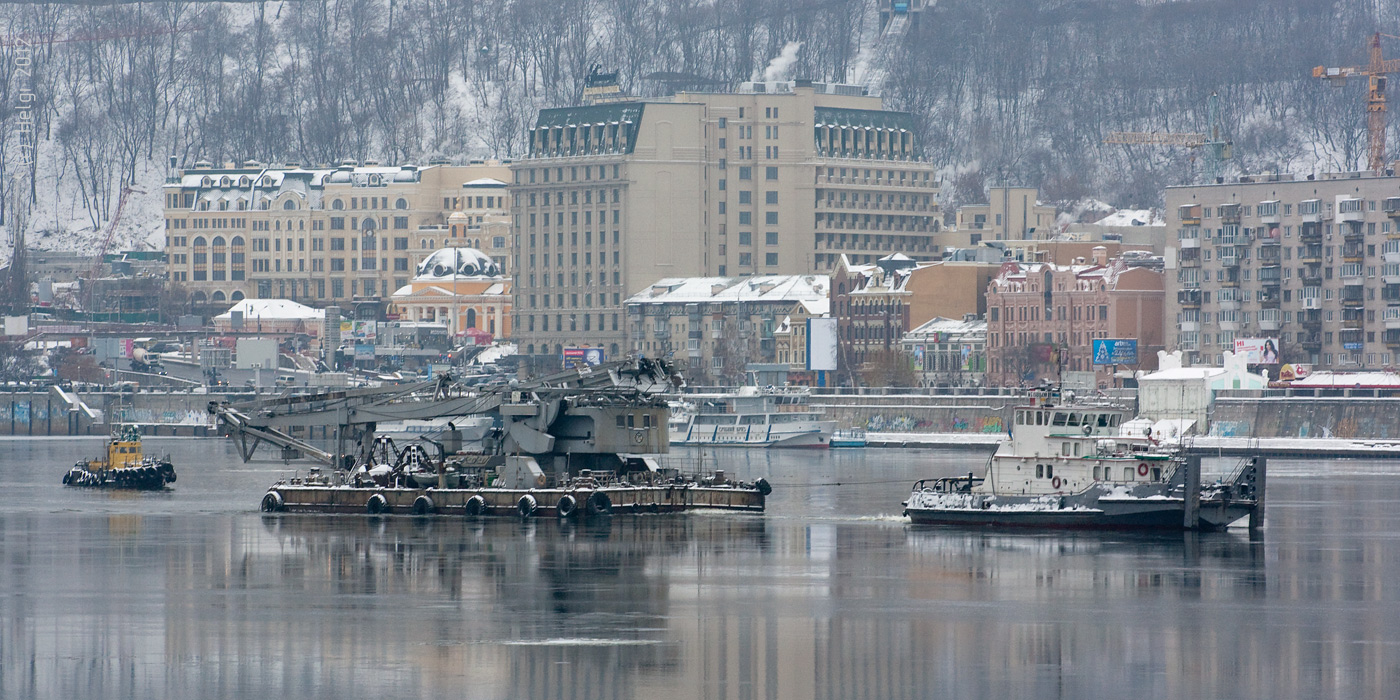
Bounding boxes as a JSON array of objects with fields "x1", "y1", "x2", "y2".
[
  {"x1": 1312, "y1": 32, "x2": 1399, "y2": 172},
  {"x1": 1105, "y1": 132, "x2": 1208, "y2": 147}
]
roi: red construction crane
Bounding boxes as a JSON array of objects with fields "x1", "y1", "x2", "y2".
[
  {"x1": 86, "y1": 186, "x2": 143, "y2": 281},
  {"x1": 1313, "y1": 32, "x2": 1400, "y2": 172}
]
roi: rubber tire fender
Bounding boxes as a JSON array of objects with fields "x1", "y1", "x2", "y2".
[
  {"x1": 586, "y1": 491, "x2": 613, "y2": 517},
  {"x1": 464, "y1": 494, "x2": 486, "y2": 516},
  {"x1": 517, "y1": 494, "x2": 538, "y2": 518},
  {"x1": 366, "y1": 493, "x2": 389, "y2": 515},
  {"x1": 261, "y1": 491, "x2": 285, "y2": 512},
  {"x1": 412, "y1": 495, "x2": 435, "y2": 515},
  {"x1": 755, "y1": 478, "x2": 773, "y2": 496},
  {"x1": 556, "y1": 494, "x2": 578, "y2": 518}
]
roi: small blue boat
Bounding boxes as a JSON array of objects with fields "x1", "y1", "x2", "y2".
[{"x1": 829, "y1": 429, "x2": 867, "y2": 448}]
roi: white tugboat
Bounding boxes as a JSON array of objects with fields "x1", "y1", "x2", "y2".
[{"x1": 903, "y1": 391, "x2": 1263, "y2": 530}]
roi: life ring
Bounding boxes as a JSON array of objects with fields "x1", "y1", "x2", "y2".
[
  {"x1": 261, "y1": 491, "x2": 285, "y2": 512},
  {"x1": 556, "y1": 494, "x2": 578, "y2": 518},
  {"x1": 1051, "y1": 476, "x2": 1062, "y2": 490},
  {"x1": 1082, "y1": 424, "x2": 1093, "y2": 436},
  {"x1": 586, "y1": 491, "x2": 613, "y2": 516},
  {"x1": 755, "y1": 478, "x2": 773, "y2": 496},
  {"x1": 464, "y1": 494, "x2": 486, "y2": 516},
  {"x1": 517, "y1": 494, "x2": 537, "y2": 518},
  {"x1": 366, "y1": 493, "x2": 388, "y2": 515},
  {"x1": 411, "y1": 495, "x2": 435, "y2": 515},
  {"x1": 1137, "y1": 463, "x2": 1149, "y2": 477}
]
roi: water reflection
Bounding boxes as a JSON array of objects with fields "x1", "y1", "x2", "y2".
[{"x1": 4, "y1": 440, "x2": 1400, "y2": 698}]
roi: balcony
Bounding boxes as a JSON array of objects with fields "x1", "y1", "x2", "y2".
[
  {"x1": 1387, "y1": 330, "x2": 1400, "y2": 347},
  {"x1": 1178, "y1": 236, "x2": 1201, "y2": 249},
  {"x1": 1342, "y1": 316, "x2": 1364, "y2": 330},
  {"x1": 1385, "y1": 197, "x2": 1400, "y2": 218},
  {"x1": 1217, "y1": 296, "x2": 1240, "y2": 311},
  {"x1": 1258, "y1": 289, "x2": 1282, "y2": 308},
  {"x1": 1298, "y1": 200, "x2": 1324, "y2": 223},
  {"x1": 1257, "y1": 251, "x2": 1282, "y2": 267},
  {"x1": 1221, "y1": 275, "x2": 1240, "y2": 288},
  {"x1": 1219, "y1": 203, "x2": 1242, "y2": 224},
  {"x1": 1179, "y1": 320, "x2": 1200, "y2": 332},
  {"x1": 1178, "y1": 204, "x2": 1202, "y2": 225},
  {"x1": 1300, "y1": 333, "x2": 1324, "y2": 349},
  {"x1": 1259, "y1": 310, "x2": 1282, "y2": 331},
  {"x1": 1300, "y1": 221, "x2": 1324, "y2": 241},
  {"x1": 1301, "y1": 311, "x2": 1323, "y2": 328},
  {"x1": 1219, "y1": 251, "x2": 1240, "y2": 268},
  {"x1": 1179, "y1": 254, "x2": 1201, "y2": 268},
  {"x1": 1341, "y1": 221, "x2": 1365, "y2": 240},
  {"x1": 1256, "y1": 227, "x2": 1281, "y2": 245},
  {"x1": 1385, "y1": 309, "x2": 1400, "y2": 329},
  {"x1": 1177, "y1": 289, "x2": 1202, "y2": 307},
  {"x1": 1386, "y1": 266, "x2": 1400, "y2": 285},
  {"x1": 1342, "y1": 290, "x2": 1366, "y2": 307},
  {"x1": 1258, "y1": 201, "x2": 1281, "y2": 224},
  {"x1": 1337, "y1": 198, "x2": 1364, "y2": 223}
]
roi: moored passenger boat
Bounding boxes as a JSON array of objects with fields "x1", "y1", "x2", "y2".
[
  {"x1": 902, "y1": 392, "x2": 1262, "y2": 530},
  {"x1": 669, "y1": 386, "x2": 836, "y2": 448}
]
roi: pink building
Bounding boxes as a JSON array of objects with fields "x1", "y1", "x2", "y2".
[{"x1": 985, "y1": 253, "x2": 1164, "y2": 388}]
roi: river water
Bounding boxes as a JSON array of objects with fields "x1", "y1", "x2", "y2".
[{"x1": 0, "y1": 437, "x2": 1396, "y2": 699}]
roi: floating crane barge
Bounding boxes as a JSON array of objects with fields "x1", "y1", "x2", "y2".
[{"x1": 210, "y1": 358, "x2": 769, "y2": 517}]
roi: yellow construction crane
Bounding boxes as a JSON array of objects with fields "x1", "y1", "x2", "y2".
[
  {"x1": 1313, "y1": 32, "x2": 1400, "y2": 172},
  {"x1": 1104, "y1": 93, "x2": 1232, "y2": 181}
]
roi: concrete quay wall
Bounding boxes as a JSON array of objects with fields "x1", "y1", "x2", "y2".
[{"x1": 1209, "y1": 396, "x2": 1400, "y2": 439}]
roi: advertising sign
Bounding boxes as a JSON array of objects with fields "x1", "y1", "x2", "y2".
[
  {"x1": 961, "y1": 344, "x2": 974, "y2": 371},
  {"x1": 563, "y1": 347, "x2": 605, "y2": 368},
  {"x1": 912, "y1": 345, "x2": 925, "y2": 371},
  {"x1": 1091, "y1": 338, "x2": 1139, "y2": 365},
  {"x1": 1233, "y1": 337, "x2": 1280, "y2": 364},
  {"x1": 1278, "y1": 363, "x2": 1312, "y2": 381},
  {"x1": 806, "y1": 317, "x2": 838, "y2": 371}
]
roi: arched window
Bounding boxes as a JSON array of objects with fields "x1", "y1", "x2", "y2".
[
  {"x1": 395, "y1": 198, "x2": 408, "y2": 210},
  {"x1": 192, "y1": 291, "x2": 207, "y2": 304},
  {"x1": 467, "y1": 308, "x2": 477, "y2": 328},
  {"x1": 231, "y1": 290, "x2": 245, "y2": 302},
  {"x1": 220, "y1": 176, "x2": 231, "y2": 187},
  {"x1": 212, "y1": 291, "x2": 226, "y2": 303},
  {"x1": 332, "y1": 199, "x2": 344, "y2": 210},
  {"x1": 200, "y1": 176, "x2": 212, "y2": 188},
  {"x1": 283, "y1": 199, "x2": 297, "y2": 210},
  {"x1": 362, "y1": 217, "x2": 376, "y2": 231}
]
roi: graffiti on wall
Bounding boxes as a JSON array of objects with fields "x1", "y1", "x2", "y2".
[{"x1": 864, "y1": 414, "x2": 1004, "y2": 434}]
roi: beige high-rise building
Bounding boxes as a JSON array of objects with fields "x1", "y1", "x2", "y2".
[
  {"x1": 951, "y1": 187, "x2": 1058, "y2": 245},
  {"x1": 163, "y1": 160, "x2": 510, "y2": 311},
  {"x1": 1165, "y1": 171, "x2": 1400, "y2": 370},
  {"x1": 508, "y1": 80, "x2": 941, "y2": 366}
]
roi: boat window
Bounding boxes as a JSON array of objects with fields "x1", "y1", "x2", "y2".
[
  {"x1": 1098, "y1": 414, "x2": 1111, "y2": 427},
  {"x1": 1038, "y1": 411, "x2": 1046, "y2": 426},
  {"x1": 1073, "y1": 442, "x2": 1081, "y2": 456},
  {"x1": 1124, "y1": 466, "x2": 1135, "y2": 480},
  {"x1": 1052, "y1": 412, "x2": 1067, "y2": 426},
  {"x1": 627, "y1": 414, "x2": 635, "y2": 428},
  {"x1": 1062, "y1": 442, "x2": 1071, "y2": 456},
  {"x1": 1152, "y1": 466, "x2": 1162, "y2": 481},
  {"x1": 741, "y1": 415, "x2": 766, "y2": 425},
  {"x1": 1066, "y1": 413, "x2": 1080, "y2": 427},
  {"x1": 1093, "y1": 466, "x2": 1101, "y2": 480},
  {"x1": 1110, "y1": 414, "x2": 1120, "y2": 427},
  {"x1": 616, "y1": 415, "x2": 625, "y2": 428},
  {"x1": 696, "y1": 415, "x2": 737, "y2": 425},
  {"x1": 1045, "y1": 464, "x2": 1054, "y2": 479},
  {"x1": 643, "y1": 414, "x2": 653, "y2": 428},
  {"x1": 1036, "y1": 464, "x2": 1044, "y2": 478},
  {"x1": 1016, "y1": 411, "x2": 1024, "y2": 425}
]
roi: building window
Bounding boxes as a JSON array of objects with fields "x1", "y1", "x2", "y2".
[
  {"x1": 765, "y1": 167, "x2": 778, "y2": 180},
  {"x1": 765, "y1": 253, "x2": 777, "y2": 266}
]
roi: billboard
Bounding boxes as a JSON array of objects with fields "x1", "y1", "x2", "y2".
[
  {"x1": 563, "y1": 347, "x2": 605, "y2": 368},
  {"x1": 1278, "y1": 363, "x2": 1312, "y2": 381},
  {"x1": 912, "y1": 345, "x2": 925, "y2": 371},
  {"x1": 1091, "y1": 338, "x2": 1139, "y2": 365},
  {"x1": 1233, "y1": 337, "x2": 1280, "y2": 364},
  {"x1": 806, "y1": 317, "x2": 838, "y2": 371}
]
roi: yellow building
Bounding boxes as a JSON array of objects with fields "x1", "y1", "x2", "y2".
[
  {"x1": 388, "y1": 248, "x2": 512, "y2": 340},
  {"x1": 951, "y1": 187, "x2": 1058, "y2": 243},
  {"x1": 163, "y1": 160, "x2": 510, "y2": 309}
]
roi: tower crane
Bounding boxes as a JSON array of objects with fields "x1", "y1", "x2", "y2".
[
  {"x1": 1104, "y1": 93, "x2": 1232, "y2": 182},
  {"x1": 1312, "y1": 33, "x2": 1400, "y2": 173}
]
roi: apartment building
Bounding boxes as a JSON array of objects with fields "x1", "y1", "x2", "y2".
[
  {"x1": 507, "y1": 80, "x2": 940, "y2": 366},
  {"x1": 951, "y1": 187, "x2": 1058, "y2": 244},
  {"x1": 624, "y1": 275, "x2": 829, "y2": 385},
  {"x1": 1165, "y1": 172, "x2": 1400, "y2": 369},
  {"x1": 985, "y1": 255, "x2": 1164, "y2": 388},
  {"x1": 163, "y1": 160, "x2": 510, "y2": 310}
]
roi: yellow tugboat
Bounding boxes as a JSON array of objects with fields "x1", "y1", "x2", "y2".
[{"x1": 63, "y1": 426, "x2": 177, "y2": 490}]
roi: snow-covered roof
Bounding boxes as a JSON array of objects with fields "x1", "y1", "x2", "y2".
[
  {"x1": 1140, "y1": 366, "x2": 1226, "y2": 381},
  {"x1": 905, "y1": 316, "x2": 986, "y2": 339},
  {"x1": 628, "y1": 274, "x2": 830, "y2": 314},
  {"x1": 1094, "y1": 208, "x2": 1164, "y2": 227},
  {"x1": 414, "y1": 247, "x2": 503, "y2": 280},
  {"x1": 216, "y1": 298, "x2": 324, "y2": 321},
  {"x1": 463, "y1": 177, "x2": 506, "y2": 188},
  {"x1": 1290, "y1": 371, "x2": 1400, "y2": 388}
]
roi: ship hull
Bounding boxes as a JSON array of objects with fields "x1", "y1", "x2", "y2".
[
  {"x1": 261, "y1": 483, "x2": 767, "y2": 517},
  {"x1": 670, "y1": 421, "x2": 836, "y2": 448},
  {"x1": 903, "y1": 489, "x2": 1254, "y2": 532},
  {"x1": 63, "y1": 461, "x2": 177, "y2": 490}
]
